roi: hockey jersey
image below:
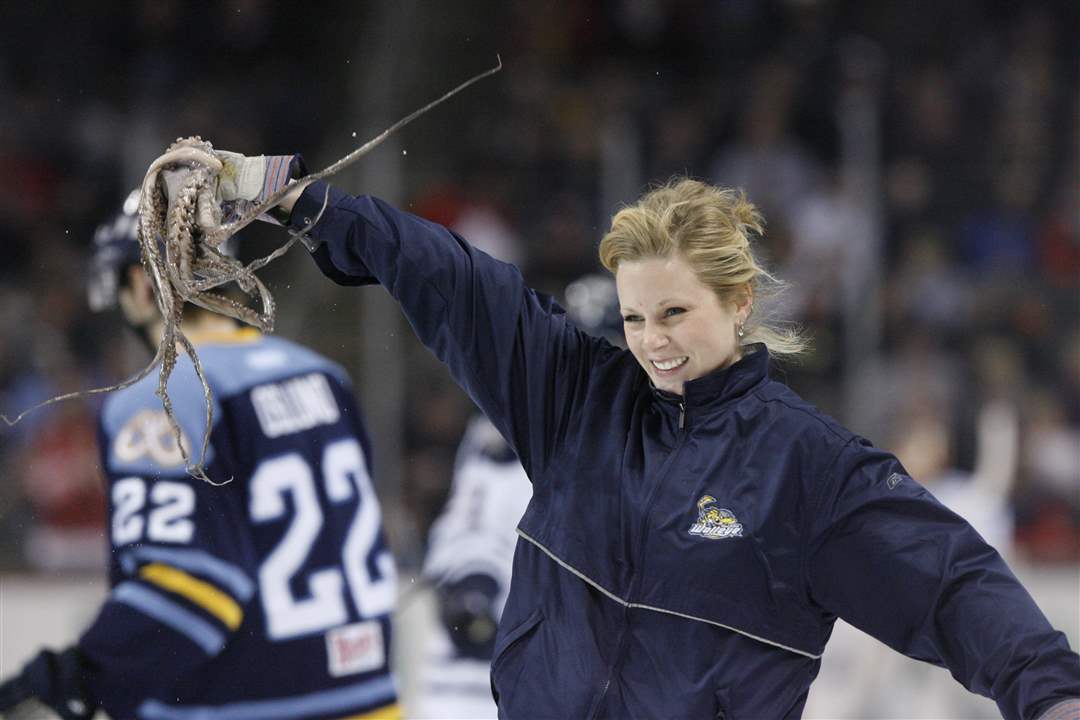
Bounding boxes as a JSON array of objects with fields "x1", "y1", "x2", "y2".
[
  {"x1": 80, "y1": 328, "x2": 399, "y2": 720},
  {"x1": 417, "y1": 416, "x2": 531, "y2": 719}
]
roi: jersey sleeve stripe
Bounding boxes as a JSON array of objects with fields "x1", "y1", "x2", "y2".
[
  {"x1": 112, "y1": 582, "x2": 226, "y2": 655},
  {"x1": 341, "y1": 701, "x2": 401, "y2": 719},
  {"x1": 121, "y1": 546, "x2": 255, "y2": 600},
  {"x1": 135, "y1": 675, "x2": 398, "y2": 719},
  {"x1": 139, "y1": 563, "x2": 244, "y2": 631}
]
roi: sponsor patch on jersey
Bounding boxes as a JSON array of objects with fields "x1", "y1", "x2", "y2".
[
  {"x1": 688, "y1": 495, "x2": 744, "y2": 540},
  {"x1": 326, "y1": 620, "x2": 385, "y2": 678}
]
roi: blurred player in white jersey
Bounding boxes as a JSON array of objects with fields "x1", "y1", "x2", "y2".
[{"x1": 414, "y1": 274, "x2": 622, "y2": 719}]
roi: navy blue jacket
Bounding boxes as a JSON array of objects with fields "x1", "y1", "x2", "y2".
[{"x1": 293, "y1": 181, "x2": 1079, "y2": 719}]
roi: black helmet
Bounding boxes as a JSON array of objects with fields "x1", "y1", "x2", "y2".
[
  {"x1": 87, "y1": 189, "x2": 142, "y2": 312},
  {"x1": 564, "y1": 273, "x2": 623, "y2": 347},
  {"x1": 87, "y1": 190, "x2": 238, "y2": 311}
]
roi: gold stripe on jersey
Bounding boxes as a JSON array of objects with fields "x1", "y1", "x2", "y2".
[
  {"x1": 140, "y1": 563, "x2": 244, "y2": 630},
  {"x1": 187, "y1": 326, "x2": 262, "y2": 345},
  {"x1": 340, "y1": 702, "x2": 401, "y2": 720}
]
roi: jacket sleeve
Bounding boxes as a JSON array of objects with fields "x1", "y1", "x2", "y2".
[
  {"x1": 290, "y1": 181, "x2": 609, "y2": 479},
  {"x1": 804, "y1": 438, "x2": 1080, "y2": 720}
]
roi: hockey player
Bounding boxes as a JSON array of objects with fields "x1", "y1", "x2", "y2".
[
  {"x1": 0, "y1": 190, "x2": 400, "y2": 720},
  {"x1": 414, "y1": 415, "x2": 529, "y2": 719},
  {"x1": 415, "y1": 274, "x2": 621, "y2": 719}
]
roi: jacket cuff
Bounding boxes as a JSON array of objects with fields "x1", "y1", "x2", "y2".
[{"x1": 289, "y1": 181, "x2": 379, "y2": 286}]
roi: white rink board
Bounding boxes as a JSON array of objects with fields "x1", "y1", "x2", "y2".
[
  {"x1": 0, "y1": 564, "x2": 1076, "y2": 719},
  {"x1": 0, "y1": 575, "x2": 106, "y2": 677}
]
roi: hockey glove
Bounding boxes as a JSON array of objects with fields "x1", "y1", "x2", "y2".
[
  {"x1": 0, "y1": 647, "x2": 97, "y2": 720},
  {"x1": 151, "y1": 142, "x2": 302, "y2": 229},
  {"x1": 438, "y1": 573, "x2": 500, "y2": 661}
]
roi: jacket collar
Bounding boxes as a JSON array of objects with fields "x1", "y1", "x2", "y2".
[{"x1": 650, "y1": 343, "x2": 769, "y2": 411}]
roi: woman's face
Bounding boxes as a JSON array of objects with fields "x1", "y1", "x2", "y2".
[{"x1": 615, "y1": 254, "x2": 746, "y2": 396}]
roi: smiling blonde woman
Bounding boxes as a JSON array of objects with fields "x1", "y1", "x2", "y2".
[
  {"x1": 152, "y1": 149, "x2": 1080, "y2": 720},
  {"x1": 601, "y1": 179, "x2": 806, "y2": 370}
]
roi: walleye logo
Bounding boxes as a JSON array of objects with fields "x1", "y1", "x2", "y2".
[
  {"x1": 114, "y1": 409, "x2": 190, "y2": 467},
  {"x1": 688, "y1": 495, "x2": 744, "y2": 540}
]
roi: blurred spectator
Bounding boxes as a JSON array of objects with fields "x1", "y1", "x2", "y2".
[
  {"x1": 16, "y1": 401, "x2": 105, "y2": 571},
  {"x1": 784, "y1": 169, "x2": 876, "y2": 321},
  {"x1": 1015, "y1": 389, "x2": 1080, "y2": 564},
  {"x1": 885, "y1": 226, "x2": 974, "y2": 334},
  {"x1": 710, "y1": 58, "x2": 826, "y2": 230}
]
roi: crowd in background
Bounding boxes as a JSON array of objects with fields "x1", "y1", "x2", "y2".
[{"x1": 0, "y1": 0, "x2": 1076, "y2": 574}]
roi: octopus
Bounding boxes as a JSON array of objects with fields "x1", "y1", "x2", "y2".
[{"x1": 4, "y1": 57, "x2": 502, "y2": 483}]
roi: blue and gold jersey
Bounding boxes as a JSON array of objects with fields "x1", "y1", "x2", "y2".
[{"x1": 80, "y1": 328, "x2": 399, "y2": 720}]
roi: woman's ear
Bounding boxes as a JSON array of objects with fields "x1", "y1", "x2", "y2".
[{"x1": 736, "y1": 283, "x2": 754, "y2": 324}]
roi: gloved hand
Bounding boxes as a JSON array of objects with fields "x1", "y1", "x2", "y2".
[
  {"x1": 147, "y1": 139, "x2": 303, "y2": 231},
  {"x1": 0, "y1": 647, "x2": 97, "y2": 720},
  {"x1": 214, "y1": 151, "x2": 298, "y2": 204},
  {"x1": 213, "y1": 151, "x2": 305, "y2": 226},
  {"x1": 437, "y1": 573, "x2": 500, "y2": 661}
]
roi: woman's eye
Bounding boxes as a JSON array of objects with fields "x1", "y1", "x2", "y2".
[
  {"x1": 664, "y1": 307, "x2": 686, "y2": 317},
  {"x1": 622, "y1": 315, "x2": 642, "y2": 323}
]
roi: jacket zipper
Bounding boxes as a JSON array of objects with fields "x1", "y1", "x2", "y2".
[{"x1": 589, "y1": 406, "x2": 690, "y2": 718}]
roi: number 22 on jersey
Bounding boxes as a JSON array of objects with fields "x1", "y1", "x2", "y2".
[
  {"x1": 251, "y1": 437, "x2": 396, "y2": 639},
  {"x1": 111, "y1": 437, "x2": 396, "y2": 641}
]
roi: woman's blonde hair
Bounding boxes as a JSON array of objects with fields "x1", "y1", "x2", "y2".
[{"x1": 598, "y1": 177, "x2": 807, "y2": 358}]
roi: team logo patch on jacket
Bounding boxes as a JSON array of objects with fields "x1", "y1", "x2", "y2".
[{"x1": 688, "y1": 495, "x2": 744, "y2": 540}]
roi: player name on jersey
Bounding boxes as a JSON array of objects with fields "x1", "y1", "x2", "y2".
[{"x1": 251, "y1": 372, "x2": 340, "y2": 438}]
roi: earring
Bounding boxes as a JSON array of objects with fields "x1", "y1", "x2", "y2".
[{"x1": 737, "y1": 322, "x2": 745, "y2": 338}]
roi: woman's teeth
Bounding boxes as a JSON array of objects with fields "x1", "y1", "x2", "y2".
[{"x1": 652, "y1": 356, "x2": 688, "y2": 371}]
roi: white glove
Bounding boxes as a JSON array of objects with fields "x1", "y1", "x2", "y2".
[
  {"x1": 149, "y1": 142, "x2": 300, "y2": 232},
  {"x1": 215, "y1": 152, "x2": 297, "y2": 204},
  {"x1": 213, "y1": 152, "x2": 300, "y2": 228}
]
